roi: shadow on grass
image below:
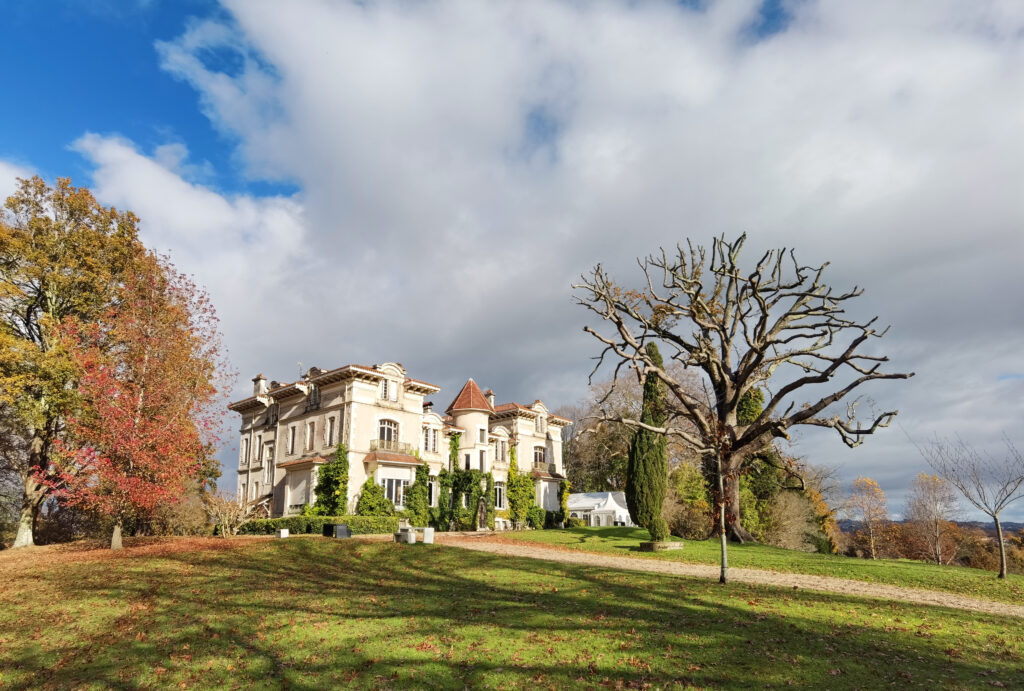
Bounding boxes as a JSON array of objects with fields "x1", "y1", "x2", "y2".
[{"x1": 1, "y1": 537, "x2": 1021, "y2": 689}]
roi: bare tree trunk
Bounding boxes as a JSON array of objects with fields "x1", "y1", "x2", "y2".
[
  {"x1": 12, "y1": 474, "x2": 44, "y2": 548},
  {"x1": 111, "y1": 518, "x2": 123, "y2": 550},
  {"x1": 724, "y1": 470, "x2": 755, "y2": 544},
  {"x1": 993, "y1": 514, "x2": 1007, "y2": 579},
  {"x1": 717, "y1": 455, "x2": 728, "y2": 584},
  {"x1": 12, "y1": 504, "x2": 35, "y2": 548},
  {"x1": 868, "y1": 524, "x2": 876, "y2": 559},
  {"x1": 933, "y1": 520, "x2": 942, "y2": 565}
]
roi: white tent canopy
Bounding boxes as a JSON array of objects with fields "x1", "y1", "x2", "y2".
[{"x1": 567, "y1": 492, "x2": 633, "y2": 527}]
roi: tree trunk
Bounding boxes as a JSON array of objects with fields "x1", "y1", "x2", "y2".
[
  {"x1": 717, "y1": 455, "x2": 728, "y2": 584},
  {"x1": 12, "y1": 504, "x2": 36, "y2": 548},
  {"x1": 993, "y1": 514, "x2": 1007, "y2": 579},
  {"x1": 111, "y1": 519, "x2": 123, "y2": 550},
  {"x1": 12, "y1": 472, "x2": 46, "y2": 548},
  {"x1": 723, "y1": 470, "x2": 755, "y2": 544}
]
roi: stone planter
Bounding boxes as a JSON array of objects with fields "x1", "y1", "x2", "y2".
[
  {"x1": 276, "y1": 528, "x2": 289, "y2": 539},
  {"x1": 638, "y1": 541, "x2": 683, "y2": 552}
]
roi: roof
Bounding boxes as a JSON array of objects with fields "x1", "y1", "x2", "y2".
[
  {"x1": 228, "y1": 362, "x2": 440, "y2": 409},
  {"x1": 278, "y1": 456, "x2": 327, "y2": 469},
  {"x1": 492, "y1": 401, "x2": 571, "y2": 424},
  {"x1": 363, "y1": 451, "x2": 424, "y2": 466},
  {"x1": 446, "y1": 379, "x2": 494, "y2": 415},
  {"x1": 568, "y1": 492, "x2": 628, "y2": 511}
]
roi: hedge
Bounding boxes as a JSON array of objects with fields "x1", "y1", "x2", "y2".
[{"x1": 238, "y1": 515, "x2": 399, "y2": 536}]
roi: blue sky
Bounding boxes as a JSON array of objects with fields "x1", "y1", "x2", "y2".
[{"x1": 2, "y1": 1, "x2": 1022, "y2": 520}]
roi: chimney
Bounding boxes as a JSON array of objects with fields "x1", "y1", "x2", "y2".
[
  {"x1": 423, "y1": 401, "x2": 434, "y2": 411},
  {"x1": 253, "y1": 373, "x2": 268, "y2": 396},
  {"x1": 484, "y1": 389, "x2": 495, "y2": 407}
]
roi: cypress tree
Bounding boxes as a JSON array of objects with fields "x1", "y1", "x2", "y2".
[{"x1": 626, "y1": 342, "x2": 669, "y2": 541}]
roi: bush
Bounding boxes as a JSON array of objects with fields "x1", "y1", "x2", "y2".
[
  {"x1": 526, "y1": 506, "x2": 546, "y2": 530},
  {"x1": 565, "y1": 517, "x2": 585, "y2": 528},
  {"x1": 355, "y1": 478, "x2": 395, "y2": 516},
  {"x1": 648, "y1": 516, "x2": 670, "y2": 542},
  {"x1": 237, "y1": 515, "x2": 399, "y2": 536},
  {"x1": 545, "y1": 510, "x2": 564, "y2": 529}
]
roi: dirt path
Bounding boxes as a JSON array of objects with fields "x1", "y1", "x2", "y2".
[{"x1": 438, "y1": 535, "x2": 1024, "y2": 619}]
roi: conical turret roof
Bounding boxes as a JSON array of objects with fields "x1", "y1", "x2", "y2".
[{"x1": 446, "y1": 378, "x2": 494, "y2": 415}]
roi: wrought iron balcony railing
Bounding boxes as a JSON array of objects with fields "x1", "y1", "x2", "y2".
[{"x1": 370, "y1": 438, "x2": 416, "y2": 455}]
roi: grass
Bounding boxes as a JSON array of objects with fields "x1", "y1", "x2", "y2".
[
  {"x1": 0, "y1": 536, "x2": 1021, "y2": 689},
  {"x1": 497, "y1": 527, "x2": 1024, "y2": 605}
]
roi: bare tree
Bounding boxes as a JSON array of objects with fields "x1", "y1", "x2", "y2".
[
  {"x1": 922, "y1": 437, "x2": 1024, "y2": 578},
  {"x1": 204, "y1": 491, "x2": 261, "y2": 538},
  {"x1": 574, "y1": 234, "x2": 912, "y2": 578},
  {"x1": 905, "y1": 472, "x2": 960, "y2": 565}
]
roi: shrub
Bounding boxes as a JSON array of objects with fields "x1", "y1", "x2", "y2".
[
  {"x1": 648, "y1": 516, "x2": 670, "y2": 542},
  {"x1": 237, "y1": 515, "x2": 399, "y2": 536},
  {"x1": 355, "y1": 478, "x2": 395, "y2": 516},
  {"x1": 565, "y1": 517, "x2": 585, "y2": 528},
  {"x1": 526, "y1": 505, "x2": 546, "y2": 530}
]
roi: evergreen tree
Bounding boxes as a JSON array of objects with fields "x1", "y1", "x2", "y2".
[
  {"x1": 311, "y1": 444, "x2": 349, "y2": 515},
  {"x1": 626, "y1": 342, "x2": 669, "y2": 541}
]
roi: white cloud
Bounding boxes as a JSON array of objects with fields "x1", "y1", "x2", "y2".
[
  {"x1": 0, "y1": 160, "x2": 33, "y2": 205},
  {"x1": 70, "y1": 0, "x2": 1024, "y2": 519}
]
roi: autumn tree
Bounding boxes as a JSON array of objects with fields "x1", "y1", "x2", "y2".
[
  {"x1": 847, "y1": 476, "x2": 889, "y2": 559},
  {"x1": 905, "y1": 472, "x2": 960, "y2": 565},
  {"x1": 205, "y1": 490, "x2": 259, "y2": 537},
  {"x1": 58, "y1": 254, "x2": 227, "y2": 549},
  {"x1": 0, "y1": 177, "x2": 141, "y2": 547},
  {"x1": 921, "y1": 436, "x2": 1024, "y2": 578},
  {"x1": 574, "y1": 234, "x2": 912, "y2": 581}
]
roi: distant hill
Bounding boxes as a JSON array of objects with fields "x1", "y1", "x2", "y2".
[{"x1": 837, "y1": 519, "x2": 1024, "y2": 535}]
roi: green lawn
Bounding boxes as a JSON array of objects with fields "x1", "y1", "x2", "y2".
[
  {"x1": 496, "y1": 527, "x2": 1024, "y2": 605},
  {"x1": 0, "y1": 537, "x2": 1021, "y2": 689}
]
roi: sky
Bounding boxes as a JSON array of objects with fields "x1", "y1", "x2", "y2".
[{"x1": 2, "y1": 0, "x2": 1022, "y2": 520}]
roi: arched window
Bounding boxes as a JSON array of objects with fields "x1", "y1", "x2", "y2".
[
  {"x1": 378, "y1": 419, "x2": 399, "y2": 450},
  {"x1": 533, "y1": 446, "x2": 546, "y2": 467}
]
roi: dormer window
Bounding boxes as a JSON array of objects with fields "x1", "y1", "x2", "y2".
[
  {"x1": 381, "y1": 379, "x2": 389, "y2": 400},
  {"x1": 535, "y1": 416, "x2": 546, "y2": 434},
  {"x1": 305, "y1": 385, "x2": 321, "y2": 412},
  {"x1": 266, "y1": 403, "x2": 279, "y2": 426}
]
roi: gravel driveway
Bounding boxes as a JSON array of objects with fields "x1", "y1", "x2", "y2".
[{"x1": 439, "y1": 535, "x2": 1024, "y2": 619}]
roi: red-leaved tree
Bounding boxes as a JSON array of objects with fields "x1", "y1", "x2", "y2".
[{"x1": 57, "y1": 253, "x2": 227, "y2": 549}]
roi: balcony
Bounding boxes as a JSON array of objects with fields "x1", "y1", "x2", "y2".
[
  {"x1": 370, "y1": 438, "x2": 416, "y2": 455},
  {"x1": 533, "y1": 462, "x2": 558, "y2": 474}
]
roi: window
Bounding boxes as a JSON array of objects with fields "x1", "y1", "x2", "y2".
[
  {"x1": 380, "y1": 379, "x2": 389, "y2": 400},
  {"x1": 428, "y1": 478, "x2": 437, "y2": 507},
  {"x1": 327, "y1": 417, "x2": 336, "y2": 446},
  {"x1": 305, "y1": 385, "x2": 321, "y2": 412},
  {"x1": 535, "y1": 416, "x2": 545, "y2": 434},
  {"x1": 288, "y1": 426, "x2": 297, "y2": 455},
  {"x1": 494, "y1": 482, "x2": 506, "y2": 510},
  {"x1": 432, "y1": 429, "x2": 438, "y2": 453},
  {"x1": 306, "y1": 421, "x2": 315, "y2": 451},
  {"x1": 252, "y1": 482, "x2": 260, "y2": 499},
  {"x1": 266, "y1": 402, "x2": 279, "y2": 426},
  {"x1": 464, "y1": 453, "x2": 471, "y2": 470},
  {"x1": 256, "y1": 435, "x2": 263, "y2": 461},
  {"x1": 500, "y1": 440, "x2": 507, "y2": 462},
  {"x1": 479, "y1": 449, "x2": 486, "y2": 469},
  {"x1": 478, "y1": 428, "x2": 486, "y2": 444},
  {"x1": 242, "y1": 438, "x2": 250, "y2": 464},
  {"x1": 379, "y1": 419, "x2": 398, "y2": 442},
  {"x1": 381, "y1": 478, "x2": 409, "y2": 508},
  {"x1": 534, "y1": 446, "x2": 545, "y2": 466},
  {"x1": 241, "y1": 482, "x2": 248, "y2": 501},
  {"x1": 423, "y1": 426, "x2": 430, "y2": 452},
  {"x1": 264, "y1": 455, "x2": 272, "y2": 484}
]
